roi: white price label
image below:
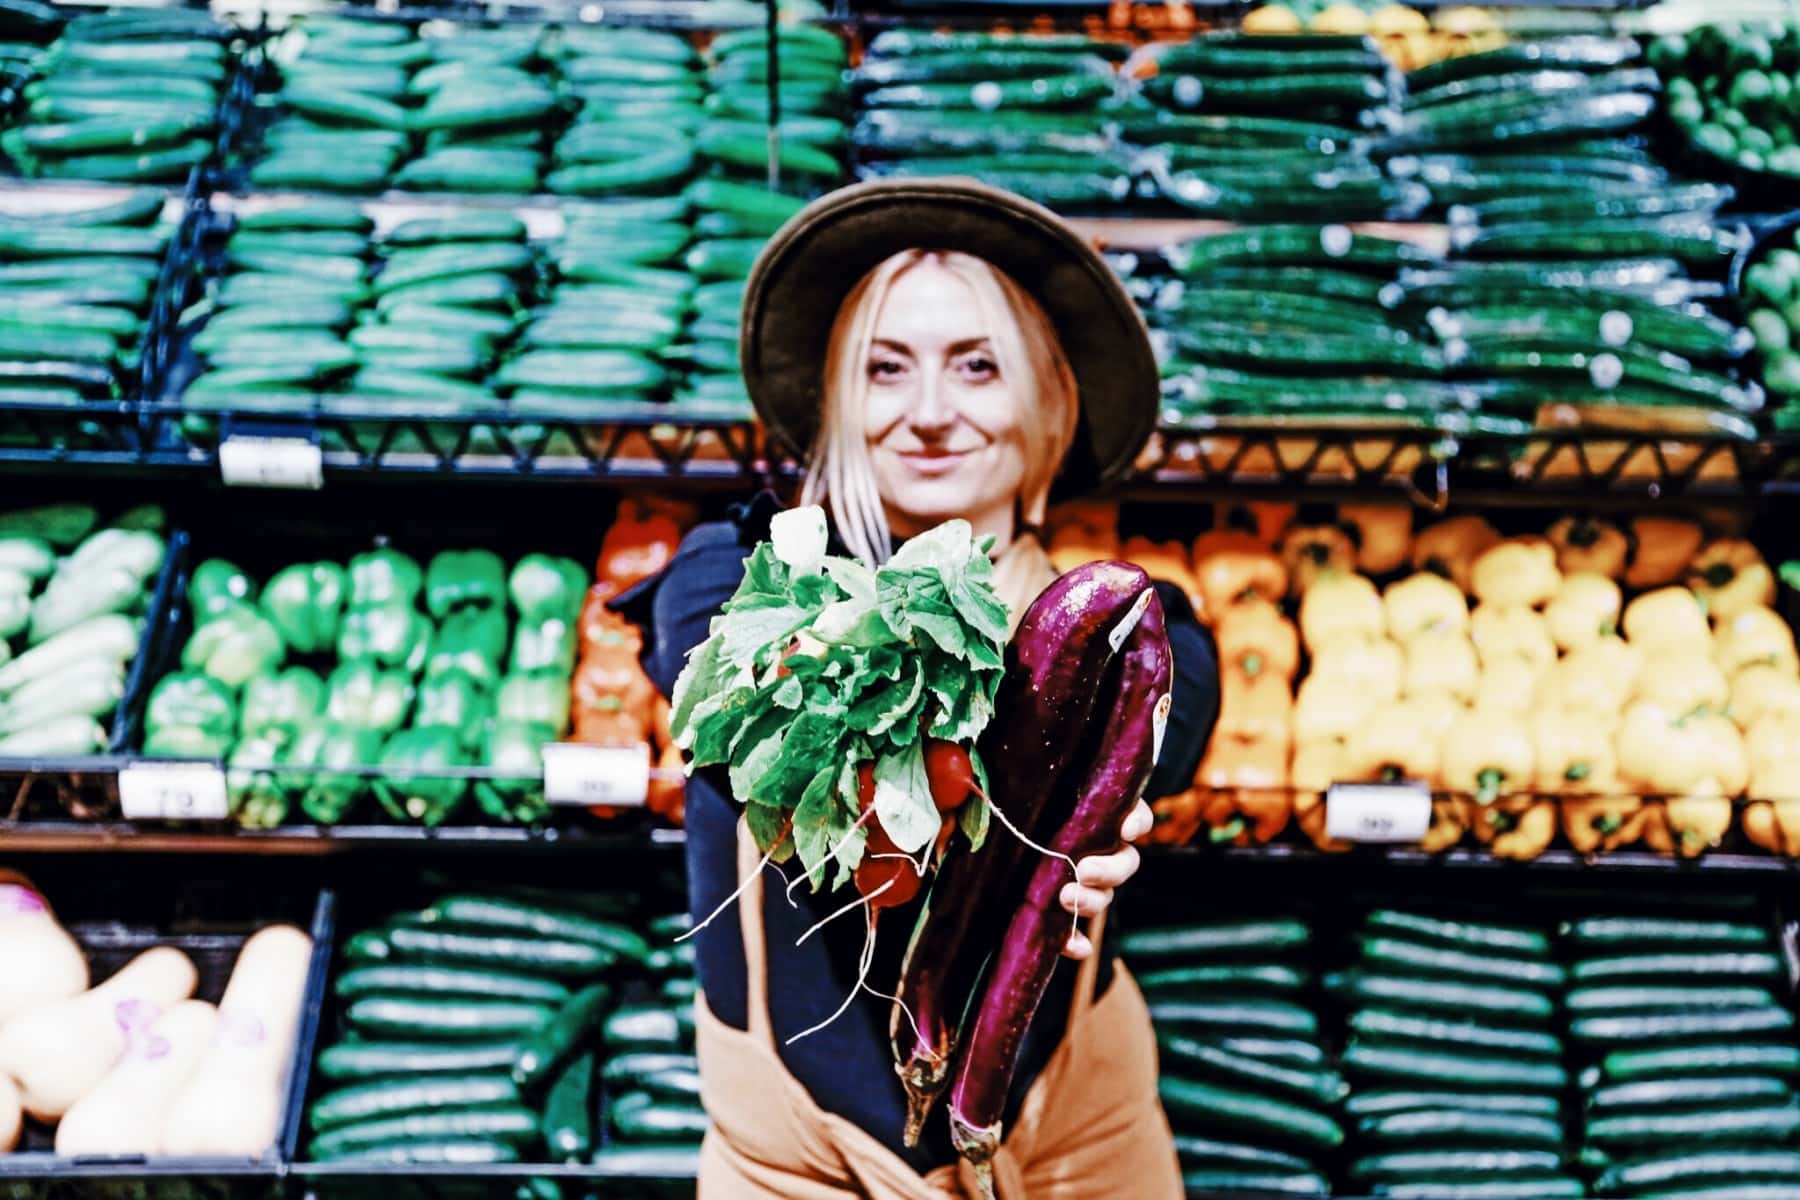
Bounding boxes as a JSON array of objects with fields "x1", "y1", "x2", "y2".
[
  {"x1": 119, "y1": 762, "x2": 228, "y2": 821},
  {"x1": 1324, "y1": 781, "x2": 1431, "y2": 844},
  {"x1": 219, "y1": 437, "x2": 323, "y2": 490},
  {"x1": 543, "y1": 743, "x2": 651, "y2": 808}
]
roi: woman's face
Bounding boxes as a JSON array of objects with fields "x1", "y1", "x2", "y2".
[{"x1": 863, "y1": 259, "x2": 1029, "y2": 542}]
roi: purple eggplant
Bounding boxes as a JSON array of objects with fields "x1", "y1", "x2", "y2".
[
  {"x1": 947, "y1": 592, "x2": 1171, "y2": 1197},
  {"x1": 890, "y1": 562, "x2": 1156, "y2": 1145}
]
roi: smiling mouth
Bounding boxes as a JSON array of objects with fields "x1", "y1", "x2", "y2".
[{"x1": 896, "y1": 448, "x2": 974, "y2": 472}]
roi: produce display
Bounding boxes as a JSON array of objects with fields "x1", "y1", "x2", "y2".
[
  {"x1": 141, "y1": 543, "x2": 590, "y2": 827},
  {"x1": 0, "y1": 502, "x2": 164, "y2": 759},
  {"x1": 0, "y1": 872, "x2": 312, "y2": 1159},
  {"x1": 1242, "y1": 2, "x2": 1509, "y2": 72},
  {"x1": 1742, "y1": 223, "x2": 1800, "y2": 430},
  {"x1": 1127, "y1": 916, "x2": 1342, "y2": 1198},
  {"x1": 1, "y1": 8, "x2": 237, "y2": 185},
  {"x1": 305, "y1": 889, "x2": 702, "y2": 1169},
  {"x1": 1652, "y1": 21, "x2": 1800, "y2": 180},
  {"x1": 0, "y1": 188, "x2": 172, "y2": 413}
]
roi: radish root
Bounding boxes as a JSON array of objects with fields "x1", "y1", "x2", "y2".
[
  {"x1": 785, "y1": 807, "x2": 879, "y2": 903},
  {"x1": 784, "y1": 902, "x2": 882, "y2": 1046},
  {"x1": 678, "y1": 838, "x2": 785, "y2": 943},
  {"x1": 797, "y1": 878, "x2": 893, "y2": 946}
]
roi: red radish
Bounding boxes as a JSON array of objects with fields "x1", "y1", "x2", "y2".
[
  {"x1": 854, "y1": 763, "x2": 922, "y2": 908},
  {"x1": 924, "y1": 740, "x2": 975, "y2": 812}
]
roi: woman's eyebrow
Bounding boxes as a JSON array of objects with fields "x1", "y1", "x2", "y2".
[
  {"x1": 947, "y1": 337, "x2": 993, "y2": 355},
  {"x1": 870, "y1": 338, "x2": 913, "y2": 354}
]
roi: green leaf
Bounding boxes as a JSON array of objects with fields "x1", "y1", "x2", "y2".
[
  {"x1": 824, "y1": 556, "x2": 876, "y2": 602},
  {"x1": 791, "y1": 765, "x2": 845, "y2": 890},
  {"x1": 907, "y1": 605, "x2": 968, "y2": 658},
  {"x1": 872, "y1": 740, "x2": 938, "y2": 855},
  {"x1": 847, "y1": 659, "x2": 924, "y2": 737},
  {"x1": 749, "y1": 710, "x2": 842, "y2": 810},
  {"x1": 746, "y1": 803, "x2": 793, "y2": 862},
  {"x1": 886, "y1": 518, "x2": 973, "y2": 573},
  {"x1": 771, "y1": 674, "x2": 803, "y2": 709},
  {"x1": 960, "y1": 792, "x2": 990, "y2": 853},
  {"x1": 812, "y1": 596, "x2": 896, "y2": 647},
  {"x1": 948, "y1": 574, "x2": 1010, "y2": 646}
]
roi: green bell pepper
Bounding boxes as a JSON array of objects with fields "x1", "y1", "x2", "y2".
[
  {"x1": 349, "y1": 548, "x2": 423, "y2": 610},
  {"x1": 324, "y1": 661, "x2": 414, "y2": 734},
  {"x1": 239, "y1": 666, "x2": 325, "y2": 736},
  {"x1": 424, "y1": 606, "x2": 508, "y2": 688},
  {"x1": 283, "y1": 721, "x2": 384, "y2": 824},
  {"x1": 508, "y1": 554, "x2": 588, "y2": 625},
  {"x1": 182, "y1": 606, "x2": 286, "y2": 689},
  {"x1": 425, "y1": 549, "x2": 506, "y2": 618},
  {"x1": 260, "y1": 561, "x2": 347, "y2": 655},
  {"x1": 0, "y1": 573, "x2": 29, "y2": 641},
  {"x1": 496, "y1": 671, "x2": 570, "y2": 731},
  {"x1": 372, "y1": 726, "x2": 468, "y2": 825},
  {"x1": 474, "y1": 719, "x2": 554, "y2": 824},
  {"x1": 0, "y1": 502, "x2": 97, "y2": 549},
  {"x1": 0, "y1": 537, "x2": 54, "y2": 582},
  {"x1": 114, "y1": 504, "x2": 166, "y2": 533},
  {"x1": 510, "y1": 617, "x2": 577, "y2": 677},
  {"x1": 143, "y1": 723, "x2": 233, "y2": 759},
  {"x1": 229, "y1": 726, "x2": 295, "y2": 829},
  {"x1": 188, "y1": 559, "x2": 254, "y2": 623},
  {"x1": 414, "y1": 667, "x2": 493, "y2": 746},
  {"x1": 338, "y1": 603, "x2": 431, "y2": 675},
  {"x1": 145, "y1": 671, "x2": 236, "y2": 741}
]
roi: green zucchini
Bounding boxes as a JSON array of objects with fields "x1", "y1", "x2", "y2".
[
  {"x1": 1343, "y1": 1042, "x2": 1566, "y2": 1091},
  {"x1": 1349, "y1": 1009, "x2": 1562, "y2": 1059},
  {"x1": 1159, "y1": 1038, "x2": 1346, "y2": 1107},
  {"x1": 310, "y1": 1074, "x2": 520, "y2": 1132},
  {"x1": 1586, "y1": 1104, "x2": 1800, "y2": 1148},
  {"x1": 384, "y1": 924, "x2": 615, "y2": 977},
  {"x1": 1357, "y1": 1107, "x2": 1564, "y2": 1147},
  {"x1": 1590, "y1": 1075, "x2": 1792, "y2": 1113},
  {"x1": 309, "y1": 1105, "x2": 540, "y2": 1159},
  {"x1": 608, "y1": 1090, "x2": 708, "y2": 1142},
  {"x1": 1120, "y1": 919, "x2": 1309, "y2": 961},
  {"x1": 1363, "y1": 911, "x2": 1550, "y2": 957},
  {"x1": 1157, "y1": 1076, "x2": 1343, "y2": 1153},
  {"x1": 316, "y1": 1039, "x2": 521, "y2": 1081},
  {"x1": 1571, "y1": 952, "x2": 1782, "y2": 985},
  {"x1": 1357, "y1": 937, "x2": 1564, "y2": 991}
]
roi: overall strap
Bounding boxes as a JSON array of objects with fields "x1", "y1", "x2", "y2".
[{"x1": 735, "y1": 822, "x2": 775, "y2": 1046}]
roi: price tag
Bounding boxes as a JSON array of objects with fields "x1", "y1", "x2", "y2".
[
  {"x1": 543, "y1": 743, "x2": 650, "y2": 808},
  {"x1": 1324, "y1": 781, "x2": 1431, "y2": 844},
  {"x1": 219, "y1": 437, "x2": 323, "y2": 490},
  {"x1": 119, "y1": 761, "x2": 228, "y2": 821}
]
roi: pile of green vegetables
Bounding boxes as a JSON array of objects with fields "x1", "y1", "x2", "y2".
[
  {"x1": 1, "y1": 8, "x2": 235, "y2": 184},
  {"x1": 0, "y1": 188, "x2": 170, "y2": 411},
  {"x1": 0, "y1": 502, "x2": 164, "y2": 759},
  {"x1": 1333, "y1": 910, "x2": 1584, "y2": 1200},
  {"x1": 1741, "y1": 225, "x2": 1800, "y2": 426},
  {"x1": 1652, "y1": 22, "x2": 1800, "y2": 180},
  {"x1": 1127, "y1": 917, "x2": 1342, "y2": 1198},
  {"x1": 1566, "y1": 915, "x2": 1800, "y2": 1197},
  {"x1": 852, "y1": 29, "x2": 1132, "y2": 210},
  {"x1": 1141, "y1": 33, "x2": 1417, "y2": 220},
  {"x1": 545, "y1": 27, "x2": 701, "y2": 200},
  {"x1": 307, "y1": 890, "x2": 703, "y2": 1173},
  {"x1": 140, "y1": 545, "x2": 588, "y2": 828}
]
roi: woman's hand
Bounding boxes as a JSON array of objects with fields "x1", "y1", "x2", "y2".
[{"x1": 1060, "y1": 799, "x2": 1152, "y2": 960}]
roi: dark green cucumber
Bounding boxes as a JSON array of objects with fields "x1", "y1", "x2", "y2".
[
  {"x1": 1341, "y1": 974, "x2": 1554, "y2": 1025},
  {"x1": 1357, "y1": 1108, "x2": 1564, "y2": 1147},
  {"x1": 541, "y1": 1050, "x2": 594, "y2": 1163},
  {"x1": 1598, "y1": 1150, "x2": 1800, "y2": 1193},
  {"x1": 512, "y1": 984, "x2": 609, "y2": 1089},
  {"x1": 1135, "y1": 963, "x2": 1310, "y2": 996},
  {"x1": 604, "y1": 1004, "x2": 686, "y2": 1052},
  {"x1": 1571, "y1": 952, "x2": 1782, "y2": 985},
  {"x1": 309, "y1": 1106, "x2": 540, "y2": 1158},
  {"x1": 419, "y1": 896, "x2": 649, "y2": 963},
  {"x1": 1349, "y1": 1149, "x2": 1564, "y2": 1183},
  {"x1": 1604, "y1": 1044, "x2": 1800, "y2": 1082},
  {"x1": 1171, "y1": 225, "x2": 1434, "y2": 272},
  {"x1": 1571, "y1": 1009, "x2": 1796, "y2": 1044},
  {"x1": 608, "y1": 1091, "x2": 708, "y2": 1142},
  {"x1": 1587, "y1": 1104, "x2": 1800, "y2": 1148},
  {"x1": 862, "y1": 74, "x2": 1112, "y2": 112},
  {"x1": 1217, "y1": 1038, "x2": 1327, "y2": 1066},
  {"x1": 588, "y1": 1145, "x2": 702, "y2": 1175},
  {"x1": 1375, "y1": 1182, "x2": 1585, "y2": 1200},
  {"x1": 384, "y1": 212, "x2": 525, "y2": 246},
  {"x1": 1364, "y1": 911, "x2": 1550, "y2": 957},
  {"x1": 334, "y1": 965, "x2": 570, "y2": 1005},
  {"x1": 1350, "y1": 1009, "x2": 1562, "y2": 1059},
  {"x1": 1173, "y1": 1136, "x2": 1311, "y2": 1172},
  {"x1": 544, "y1": 146, "x2": 693, "y2": 197},
  {"x1": 599, "y1": 1052, "x2": 698, "y2": 1087},
  {"x1": 316, "y1": 1039, "x2": 522, "y2": 1081},
  {"x1": 370, "y1": 273, "x2": 519, "y2": 314},
  {"x1": 1357, "y1": 937, "x2": 1564, "y2": 991},
  {"x1": 1178, "y1": 1169, "x2": 1326, "y2": 1196},
  {"x1": 1456, "y1": 216, "x2": 1736, "y2": 266},
  {"x1": 1345, "y1": 1090, "x2": 1561, "y2": 1119},
  {"x1": 1591, "y1": 1075, "x2": 1791, "y2": 1113},
  {"x1": 1160, "y1": 1038, "x2": 1345, "y2": 1107},
  {"x1": 346, "y1": 995, "x2": 554, "y2": 1041},
  {"x1": 1146, "y1": 999, "x2": 1318, "y2": 1039},
  {"x1": 1158, "y1": 1076, "x2": 1343, "y2": 1152},
  {"x1": 1343, "y1": 1043, "x2": 1566, "y2": 1091},
  {"x1": 1565, "y1": 985, "x2": 1777, "y2": 1013},
  {"x1": 310, "y1": 1074, "x2": 520, "y2": 1132},
  {"x1": 311, "y1": 1138, "x2": 521, "y2": 1165},
  {"x1": 1120, "y1": 919, "x2": 1309, "y2": 961},
  {"x1": 1562, "y1": 917, "x2": 1771, "y2": 950}
]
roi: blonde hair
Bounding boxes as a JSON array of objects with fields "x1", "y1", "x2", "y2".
[{"x1": 798, "y1": 249, "x2": 1080, "y2": 568}]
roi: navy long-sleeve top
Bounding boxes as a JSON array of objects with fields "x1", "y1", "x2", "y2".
[{"x1": 613, "y1": 492, "x2": 1219, "y2": 1173}]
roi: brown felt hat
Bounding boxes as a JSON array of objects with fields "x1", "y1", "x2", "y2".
[{"x1": 739, "y1": 177, "x2": 1159, "y2": 492}]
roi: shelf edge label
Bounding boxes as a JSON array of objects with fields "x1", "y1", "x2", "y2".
[
  {"x1": 119, "y1": 761, "x2": 229, "y2": 821},
  {"x1": 220, "y1": 436, "x2": 323, "y2": 490},
  {"x1": 543, "y1": 742, "x2": 650, "y2": 808},
  {"x1": 1324, "y1": 781, "x2": 1431, "y2": 844}
]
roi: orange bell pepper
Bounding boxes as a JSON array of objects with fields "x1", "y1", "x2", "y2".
[
  {"x1": 1279, "y1": 524, "x2": 1358, "y2": 597},
  {"x1": 1216, "y1": 600, "x2": 1299, "y2": 684},
  {"x1": 1197, "y1": 735, "x2": 1290, "y2": 845},
  {"x1": 597, "y1": 497, "x2": 686, "y2": 590},
  {"x1": 1624, "y1": 516, "x2": 1704, "y2": 589},
  {"x1": 1547, "y1": 516, "x2": 1628, "y2": 579},
  {"x1": 645, "y1": 741, "x2": 686, "y2": 824},
  {"x1": 1470, "y1": 796, "x2": 1556, "y2": 861},
  {"x1": 1411, "y1": 515, "x2": 1499, "y2": 594},
  {"x1": 573, "y1": 695, "x2": 649, "y2": 746},
  {"x1": 1122, "y1": 536, "x2": 1204, "y2": 615},
  {"x1": 1292, "y1": 739, "x2": 1352, "y2": 853},
  {"x1": 1420, "y1": 799, "x2": 1470, "y2": 853},
  {"x1": 1150, "y1": 789, "x2": 1205, "y2": 846},
  {"x1": 1339, "y1": 503, "x2": 1413, "y2": 575},
  {"x1": 1219, "y1": 501, "x2": 1297, "y2": 548},
  {"x1": 1562, "y1": 795, "x2": 1649, "y2": 855},
  {"x1": 1217, "y1": 669, "x2": 1293, "y2": 745},
  {"x1": 1192, "y1": 531, "x2": 1288, "y2": 616}
]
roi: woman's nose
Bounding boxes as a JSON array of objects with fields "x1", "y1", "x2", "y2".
[{"x1": 907, "y1": 371, "x2": 955, "y2": 434}]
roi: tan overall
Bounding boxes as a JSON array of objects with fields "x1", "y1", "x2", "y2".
[{"x1": 694, "y1": 824, "x2": 1184, "y2": 1200}]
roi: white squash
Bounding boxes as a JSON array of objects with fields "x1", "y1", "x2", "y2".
[
  {"x1": 0, "y1": 1073, "x2": 20, "y2": 1152},
  {"x1": 0, "y1": 873, "x2": 88, "y2": 1024},
  {"x1": 160, "y1": 925, "x2": 311, "y2": 1158},
  {"x1": 0, "y1": 945, "x2": 196, "y2": 1121},
  {"x1": 55, "y1": 1000, "x2": 217, "y2": 1157}
]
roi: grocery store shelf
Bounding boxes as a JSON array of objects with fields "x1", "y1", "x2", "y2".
[
  {"x1": 0, "y1": 817, "x2": 686, "y2": 854},
  {"x1": 1194, "y1": 843, "x2": 1800, "y2": 876}
]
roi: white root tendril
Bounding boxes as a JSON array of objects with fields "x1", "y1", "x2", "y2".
[
  {"x1": 677, "y1": 838, "x2": 785, "y2": 943},
  {"x1": 978, "y1": 784, "x2": 1079, "y2": 879},
  {"x1": 785, "y1": 902, "x2": 881, "y2": 1046},
  {"x1": 862, "y1": 971, "x2": 934, "y2": 1059},
  {"x1": 796, "y1": 878, "x2": 892, "y2": 946},
  {"x1": 784, "y1": 808, "x2": 880, "y2": 905}
]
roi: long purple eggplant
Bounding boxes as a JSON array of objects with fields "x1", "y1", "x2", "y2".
[
  {"x1": 890, "y1": 561, "x2": 1156, "y2": 1145},
  {"x1": 947, "y1": 592, "x2": 1171, "y2": 1198}
]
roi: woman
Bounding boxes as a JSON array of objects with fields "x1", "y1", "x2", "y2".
[{"x1": 617, "y1": 179, "x2": 1219, "y2": 1198}]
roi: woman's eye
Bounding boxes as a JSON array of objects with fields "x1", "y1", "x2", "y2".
[
  {"x1": 868, "y1": 358, "x2": 905, "y2": 380},
  {"x1": 958, "y1": 356, "x2": 999, "y2": 380}
]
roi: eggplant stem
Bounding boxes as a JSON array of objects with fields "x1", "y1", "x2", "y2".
[
  {"x1": 784, "y1": 902, "x2": 882, "y2": 1047},
  {"x1": 678, "y1": 835, "x2": 787, "y2": 942},
  {"x1": 971, "y1": 781, "x2": 1079, "y2": 881},
  {"x1": 796, "y1": 878, "x2": 892, "y2": 947}
]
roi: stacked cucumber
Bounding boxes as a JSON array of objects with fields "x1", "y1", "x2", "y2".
[
  {"x1": 0, "y1": 188, "x2": 170, "y2": 410},
  {"x1": 1334, "y1": 910, "x2": 1583, "y2": 1200},
  {"x1": 1652, "y1": 22, "x2": 1800, "y2": 180},
  {"x1": 1136, "y1": 33, "x2": 1419, "y2": 220},
  {"x1": 308, "y1": 894, "x2": 701, "y2": 1170},
  {"x1": 1565, "y1": 915, "x2": 1800, "y2": 1197},
  {"x1": 141, "y1": 544, "x2": 588, "y2": 829},
  {"x1": 1152, "y1": 224, "x2": 1523, "y2": 433},
  {"x1": 1124, "y1": 918, "x2": 1341, "y2": 1198},
  {"x1": 1741, "y1": 225, "x2": 1800, "y2": 425},
  {"x1": 704, "y1": 24, "x2": 847, "y2": 198},
  {"x1": 0, "y1": 502, "x2": 163, "y2": 758},
  {"x1": 3, "y1": 8, "x2": 233, "y2": 184},
  {"x1": 852, "y1": 30, "x2": 1132, "y2": 210},
  {"x1": 547, "y1": 27, "x2": 700, "y2": 199}
]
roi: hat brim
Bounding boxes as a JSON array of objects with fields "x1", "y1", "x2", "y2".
[{"x1": 739, "y1": 177, "x2": 1159, "y2": 493}]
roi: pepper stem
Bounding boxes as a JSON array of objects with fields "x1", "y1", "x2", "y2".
[
  {"x1": 1475, "y1": 768, "x2": 1505, "y2": 806},
  {"x1": 1565, "y1": 762, "x2": 1591, "y2": 783},
  {"x1": 1595, "y1": 814, "x2": 1624, "y2": 834},
  {"x1": 1241, "y1": 652, "x2": 1262, "y2": 678},
  {"x1": 1209, "y1": 817, "x2": 1247, "y2": 844}
]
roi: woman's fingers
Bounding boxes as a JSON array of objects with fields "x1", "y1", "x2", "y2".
[
  {"x1": 1059, "y1": 801, "x2": 1154, "y2": 961},
  {"x1": 1060, "y1": 881, "x2": 1113, "y2": 918},
  {"x1": 1075, "y1": 842, "x2": 1140, "y2": 890},
  {"x1": 1063, "y1": 927, "x2": 1094, "y2": 961},
  {"x1": 1121, "y1": 799, "x2": 1154, "y2": 843}
]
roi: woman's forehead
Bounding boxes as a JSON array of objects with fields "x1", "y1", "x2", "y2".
[{"x1": 874, "y1": 259, "x2": 991, "y2": 346}]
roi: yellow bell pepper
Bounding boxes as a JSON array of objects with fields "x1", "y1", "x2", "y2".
[
  {"x1": 1217, "y1": 501, "x2": 1296, "y2": 548},
  {"x1": 1474, "y1": 659, "x2": 1541, "y2": 714},
  {"x1": 1745, "y1": 711, "x2": 1800, "y2": 770},
  {"x1": 1310, "y1": 2, "x2": 1371, "y2": 33},
  {"x1": 1563, "y1": 795, "x2": 1649, "y2": 855},
  {"x1": 1545, "y1": 573, "x2": 1622, "y2": 653},
  {"x1": 1624, "y1": 516, "x2": 1705, "y2": 589},
  {"x1": 1339, "y1": 503, "x2": 1412, "y2": 575},
  {"x1": 1730, "y1": 664, "x2": 1800, "y2": 728},
  {"x1": 1617, "y1": 703, "x2": 1748, "y2": 797},
  {"x1": 1196, "y1": 735, "x2": 1290, "y2": 846},
  {"x1": 1299, "y1": 571, "x2": 1384, "y2": 651},
  {"x1": 1471, "y1": 537, "x2": 1561, "y2": 609},
  {"x1": 1633, "y1": 651, "x2": 1730, "y2": 716},
  {"x1": 1308, "y1": 635, "x2": 1404, "y2": 703},
  {"x1": 1294, "y1": 673, "x2": 1366, "y2": 743},
  {"x1": 1470, "y1": 605, "x2": 1557, "y2": 673},
  {"x1": 1688, "y1": 538, "x2": 1775, "y2": 621},
  {"x1": 1345, "y1": 697, "x2": 1444, "y2": 784},
  {"x1": 1279, "y1": 524, "x2": 1357, "y2": 597},
  {"x1": 1149, "y1": 789, "x2": 1204, "y2": 846},
  {"x1": 1371, "y1": 3, "x2": 1428, "y2": 34},
  {"x1": 1742, "y1": 758, "x2": 1800, "y2": 856},
  {"x1": 1714, "y1": 606, "x2": 1800, "y2": 677},
  {"x1": 1411, "y1": 515, "x2": 1500, "y2": 594},
  {"x1": 1645, "y1": 794, "x2": 1734, "y2": 858},
  {"x1": 1215, "y1": 669, "x2": 1293, "y2": 747},
  {"x1": 1535, "y1": 637, "x2": 1642, "y2": 722},
  {"x1": 1122, "y1": 536, "x2": 1202, "y2": 616},
  {"x1": 1621, "y1": 586, "x2": 1710, "y2": 654},
  {"x1": 1192, "y1": 531, "x2": 1288, "y2": 618},
  {"x1": 1470, "y1": 795, "x2": 1556, "y2": 861},
  {"x1": 1403, "y1": 631, "x2": 1479, "y2": 702},
  {"x1": 1533, "y1": 709, "x2": 1619, "y2": 793},
  {"x1": 1441, "y1": 709, "x2": 1534, "y2": 804},
  {"x1": 1547, "y1": 517, "x2": 1628, "y2": 580},
  {"x1": 1242, "y1": 4, "x2": 1303, "y2": 33},
  {"x1": 1216, "y1": 599, "x2": 1299, "y2": 684},
  {"x1": 1421, "y1": 799, "x2": 1470, "y2": 853},
  {"x1": 1383, "y1": 573, "x2": 1468, "y2": 642},
  {"x1": 1292, "y1": 739, "x2": 1352, "y2": 853}
]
